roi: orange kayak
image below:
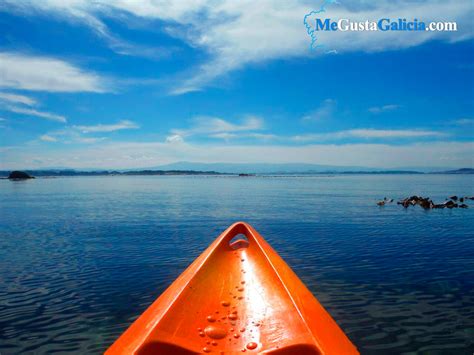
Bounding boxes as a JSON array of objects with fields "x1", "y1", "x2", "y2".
[{"x1": 106, "y1": 222, "x2": 358, "y2": 354}]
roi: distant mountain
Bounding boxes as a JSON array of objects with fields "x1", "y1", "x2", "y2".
[
  {"x1": 151, "y1": 162, "x2": 382, "y2": 174},
  {"x1": 2, "y1": 163, "x2": 471, "y2": 177},
  {"x1": 434, "y1": 168, "x2": 474, "y2": 174},
  {"x1": 0, "y1": 169, "x2": 223, "y2": 178},
  {"x1": 152, "y1": 162, "x2": 472, "y2": 174}
]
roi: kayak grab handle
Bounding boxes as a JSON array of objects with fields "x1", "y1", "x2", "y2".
[
  {"x1": 228, "y1": 233, "x2": 249, "y2": 250},
  {"x1": 220, "y1": 222, "x2": 252, "y2": 250}
]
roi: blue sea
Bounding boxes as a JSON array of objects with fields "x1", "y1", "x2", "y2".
[{"x1": 0, "y1": 175, "x2": 473, "y2": 354}]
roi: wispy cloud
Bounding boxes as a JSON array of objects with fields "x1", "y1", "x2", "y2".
[
  {"x1": 37, "y1": 127, "x2": 107, "y2": 145},
  {"x1": 2, "y1": 140, "x2": 472, "y2": 170},
  {"x1": 7, "y1": 105, "x2": 67, "y2": 123},
  {"x1": 368, "y1": 104, "x2": 400, "y2": 114},
  {"x1": 292, "y1": 129, "x2": 446, "y2": 141},
  {"x1": 302, "y1": 99, "x2": 336, "y2": 122},
  {"x1": 3, "y1": 1, "x2": 471, "y2": 94},
  {"x1": 453, "y1": 118, "x2": 474, "y2": 126},
  {"x1": 0, "y1": 92, "x2": 37, "y2": 106},
  {"x1": 0, "y1": 52, "x2": 109, "y2": 93},
  {"x1": 73, "y1": 120, "x2": 139, "y2": 133},
  {"x1": 209, "y1": 132, "x2": 277, "y2": 140},
  {"x1": 36, "y1": 120, "x2": 139, "y2": 145},
  {"x1": 75, "y1": 136, "x2": 107, "y2": 144},
  {"x1": 0, "y1": 1, "x2": 173, "y2": 60},
  {"x1": 40, "y1": 134, "x2": 58, "y2": 142},
  {"x1": 169, "y1": 116, "x2": 264, "y2": 141},
  {"x1": 165, "y1": 134, "x2": 184, "y2": 144}
]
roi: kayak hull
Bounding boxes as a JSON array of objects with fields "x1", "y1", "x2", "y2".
[{"x1": 106, "y1": 222, "x2": 358, "y2": 354}]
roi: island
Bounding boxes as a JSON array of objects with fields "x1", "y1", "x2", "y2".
[{"x1": 7, "y1": 171, "x2": 35, "y2": 180}]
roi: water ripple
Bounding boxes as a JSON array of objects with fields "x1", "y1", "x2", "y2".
[{"x1": 0, "y1": 175, "x2": 473, "y2": 353}]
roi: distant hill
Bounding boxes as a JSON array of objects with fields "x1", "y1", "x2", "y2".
[
  {"x1": 0, "y1": 169, "x2": 223, "y2": 178},
  {"x1": 149, "y1": 162, "x2": 442, "y2": 174},
  {"x1": 434, "y1": 168, "x2": 474, "y2": 174},
  {"x1": 152, "y1": 162, "x2": 385, "y2": 174},
  {"x1": 1, "y1": 164, "x2": 472, "y2": 177}
]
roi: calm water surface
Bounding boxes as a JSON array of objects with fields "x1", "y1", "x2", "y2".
[{"x1": 0, "y1": 175, "x2": 473, "y2": 354}]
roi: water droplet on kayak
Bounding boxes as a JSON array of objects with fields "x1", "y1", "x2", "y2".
[
  {"x1": 207, "y1": 315, "x2": 216, "y2": 322},
  {"x1": 241, "y1": 281, "x2": 246, "y2": 284},
  {"x1": 246, "y1": 342, "x2": 258, "y2": 350},
  {"x1": 221, "y1": 301, "x2": 230, "y2": 307},
  {"x1": 241, "y1": 259, "x2": 245, "y2": 262},
  {"x1": 240, "y1": 327, "x2": 246, "y2": 332},
  {"x1": 241, "y1": 349, "x2": 246, "y2": 352},
  {"x1": 232, "y1": 310, "x2": 237, "y2": 314},
  {"x1": 238, "y1": 287, "x2": 244, "y2": 292},
  {"x1": 204, "y1": 325, "x2": 227, "y2": 339},
  {"x1": 199, "y1": 331, "x2": 205, "y2": 337},
  {"x1": 238, "y1": 296, "x2": 244, "y2": 300},
  {"x1": 228, "y1": 314, "x2": 237, "y2": 320},
  {"x1": 206, "y1": 341, "x2": 210, "y2": 344},
  {"x1": 234, "y1": 333, "x2": 240, "y2": 338},
  {"x1": 203, "y1": 347, "x2": 211, "y2": 353},
  {"x1": 211, "y1": 341, "x2": 218, "y2": 346}
]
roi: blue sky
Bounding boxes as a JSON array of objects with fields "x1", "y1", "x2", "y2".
[{"x1": 0, "y1": 0, "x2": 473, "y2": 169}]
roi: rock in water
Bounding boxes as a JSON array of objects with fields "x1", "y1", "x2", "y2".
[{"x1": 8, "y1": 171, "x2": 34, "y2": 180}]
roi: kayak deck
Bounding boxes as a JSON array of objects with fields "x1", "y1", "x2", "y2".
[{"x1": 106, "y1": 222, "x2": 358, "y2": 354}]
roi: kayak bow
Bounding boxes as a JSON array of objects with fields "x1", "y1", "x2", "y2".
[{"x1": 106, "y1": 222, "x2": 358, "y2": 354}]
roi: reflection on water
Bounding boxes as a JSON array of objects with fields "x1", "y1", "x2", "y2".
[{"x1": 0, "y1": 175, "x2": 473, "y2": 354}]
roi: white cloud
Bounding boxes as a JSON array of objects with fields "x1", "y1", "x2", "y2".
[
  {"x1": 302, "y1": 99, "x2": 336, "y2": 122},
  {"x1": 0, "y1": 52, "x2": 109, "y2": 93},
  {"x1": 0, "y1": 92, "x2": 37, "y2": 106},
  {"x1": 0, "y1": 1, "x2": 173, "y2": 60},
  {"x1": 172, "y1": 116, "x2": 264, "y2": 137},
  {"x1": 1, "y1": 140, "x2": 472, "y2": 170},
  {"x1": 292, "y1": 129, "x2": 446, "y2": 141},
  {"x1": 209, "y1": 132, "x2": 277, "y2": 140},
  {"x1": 75, "y1": 136, "x2": 107, "y2": 143},
  {"x1": 453, "y1": 118, "x2": 474, "y2": 126},
  {"x1": 3, "y1": 1, "x2": 471, "y2": 94},
  {"x1": 7, "y1": 105, "x2": 67, "y2": 122},
  {"x1": 40, "y1": 134, "x2": 57, "y2": 142},
  {"x1": 73, "y1": 120, "x2": 139, "y2": 133},
  {"x1": 37, "y1": 127, "x2": 108, "y2": 144},
  {"x1": 348, "y1": 129, "x2": 445, "y2": 138},
  {"x1": 368, "y1": 104, "x2": 400, "y2": 114},
  {"x1": 165, "y1": 134, "x2": 184, "y2": 143}
]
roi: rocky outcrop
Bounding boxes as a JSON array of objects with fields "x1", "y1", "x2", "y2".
[{"x1": 379, "y1": 195, "x2": 470, "y2": 209}]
